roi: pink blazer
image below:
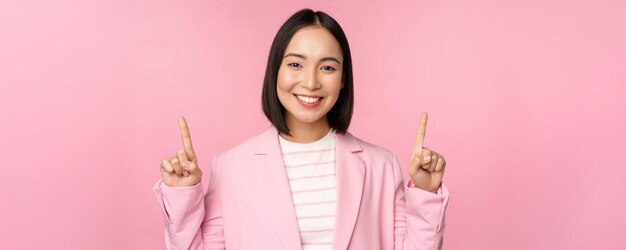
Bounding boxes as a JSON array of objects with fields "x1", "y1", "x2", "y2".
[{"x1": 153, "y1": 126, "x2": 450, "y2": 250}]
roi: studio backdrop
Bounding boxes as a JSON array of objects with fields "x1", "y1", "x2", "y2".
[{"x1": 0, "y1": 0, "x2": 624, "y2": 249}]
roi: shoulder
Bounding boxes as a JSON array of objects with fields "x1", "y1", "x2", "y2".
[
  {"x1": 211, "y1": 126, "x2": 276, "y2": 166},
  {"x1": 345, "y1": 132, "x2": 404, "y2": 183},
  {"x1": 214, "y1": 129, "x2": 267, "y2": 159},
  {"x1": 341, "y1": 131, "x2": 397, "y2": 164}
]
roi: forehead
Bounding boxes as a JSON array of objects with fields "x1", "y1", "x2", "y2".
[{"x1": 284, "y1": 26, "x2": 343, "y2": 59}]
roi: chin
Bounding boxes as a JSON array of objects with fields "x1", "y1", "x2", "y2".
[{"x1": 294, "y1": 115, "x2": 323, "y2": 124}]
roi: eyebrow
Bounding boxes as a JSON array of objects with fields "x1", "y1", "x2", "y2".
[{"x1": 283, "y1": 53, "x2": 341, "y2": 64}]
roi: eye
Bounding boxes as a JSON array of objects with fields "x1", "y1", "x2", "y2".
[
  {"x1": 321, "y1": 66, "x2": 336, "y2": 71},
  {"x1": 287, "y1": 62, "x2": 302, "y2": 68}
]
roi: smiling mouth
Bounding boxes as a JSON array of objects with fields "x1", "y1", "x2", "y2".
[{"x1": 294, "y1": 94, "x2": 323, "y2": 104}]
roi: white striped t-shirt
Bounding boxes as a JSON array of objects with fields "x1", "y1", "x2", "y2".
[{"x1": 278, "y1": 129, "x2": 336, "y2": 250}]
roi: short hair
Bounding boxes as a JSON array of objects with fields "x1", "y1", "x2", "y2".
[{"x1": 261, "y1": 8, "x2": 354, "y2": 136}]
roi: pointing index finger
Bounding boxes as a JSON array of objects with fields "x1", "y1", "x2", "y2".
[
  {"x1": 178, "y1": 116, "x2": 196, "y2": 160},
  {"x1": 413, "y1": 112, "x2": 428, "y2": 154}
]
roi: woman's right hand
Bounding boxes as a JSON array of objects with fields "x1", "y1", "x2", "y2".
[{"x1": 159, "y1": 116, "x2": 203, "y2": 187}]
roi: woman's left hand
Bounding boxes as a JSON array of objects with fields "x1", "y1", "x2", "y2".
[{"x1": 407, "y1": 112, "x2": 446, "y2": 193}]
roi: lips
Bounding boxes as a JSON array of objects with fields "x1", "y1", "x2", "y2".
[
  {"x1": 293, "y1": 94, "x2": 323, "y2": 108},
  {"x1": 294, "y1": 94, "x2": 322, "y2": 104}
]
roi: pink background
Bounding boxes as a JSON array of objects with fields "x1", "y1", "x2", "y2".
[{"x1": 1, "y1": 0, "x2": 625, "y2": 249}]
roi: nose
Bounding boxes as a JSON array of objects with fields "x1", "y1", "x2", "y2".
[{"x1": 301, "y1": 67, "x2": 321, "y2": 90}]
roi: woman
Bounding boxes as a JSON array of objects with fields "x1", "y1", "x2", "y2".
[{"x1": 153, "y1": 8, "x2": 450, "y2": 250}]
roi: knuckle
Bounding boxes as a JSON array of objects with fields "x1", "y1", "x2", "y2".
[
  {"x1": 188, "y1": 162, "x2": 196, "y2": 169},
  {"x1": 413, "y1": 158, "x2": 422, "y2": 165}
]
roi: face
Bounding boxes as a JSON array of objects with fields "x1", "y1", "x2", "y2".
[{"x1": 276, "y1": 25, "x2": 344, "y2": 129}]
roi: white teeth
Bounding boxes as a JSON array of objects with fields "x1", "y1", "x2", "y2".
[{"x1": 296, "y1": 95, "x2": 320, "y2": 103}]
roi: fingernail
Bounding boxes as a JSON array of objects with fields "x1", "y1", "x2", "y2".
[{"x1": 424, "y1": 155, "x2": 431, "y2": 162}]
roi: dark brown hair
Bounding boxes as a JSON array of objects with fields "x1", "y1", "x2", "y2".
[{"x1": 261, "y1": 8, "x2": 354, "y2": 136}]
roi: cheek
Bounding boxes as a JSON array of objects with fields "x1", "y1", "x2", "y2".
[
  {"x1": 277, "y1": 69, "x2": 297, "y2": 91},
  {"x1": 276, "y1": 70, "x2": 295, "y2": 107},
  {"x1": 323, "y1": 74, "x2": 343, "y2": 96}
]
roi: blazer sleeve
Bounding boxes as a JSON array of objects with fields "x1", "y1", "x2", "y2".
[
  {"x1": 391, "y1": 153, "x2": 450, "y2": 250},
  {"x1": 152, "y1": 156, "x2": 226, "y2": 250}
]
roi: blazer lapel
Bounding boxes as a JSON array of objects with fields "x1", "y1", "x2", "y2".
[
  {"x1": 251, "y1": 126, "x2": 366, "y2": 250},
  {"x1": 252, "y1": 127, "x2": 302, "y2": 249},
  {"x1": 332, "y1": 131, "x2": 366, "y2": 250}
]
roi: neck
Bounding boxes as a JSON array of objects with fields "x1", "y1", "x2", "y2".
[{"x1": 280, "y1": 116, "x2": 331, "y2": 143}]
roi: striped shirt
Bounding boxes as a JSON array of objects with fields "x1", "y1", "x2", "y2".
[{"x1": 278, "y1": 129, "x2": 336, "y2": 250}]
